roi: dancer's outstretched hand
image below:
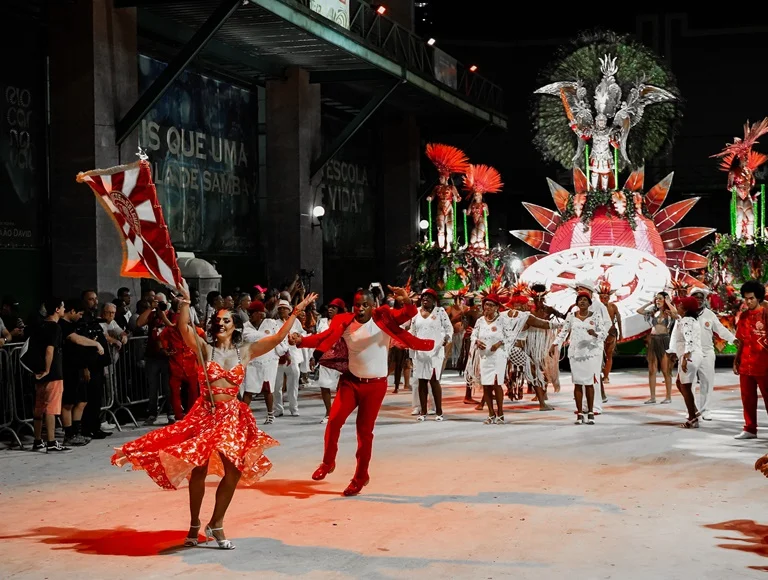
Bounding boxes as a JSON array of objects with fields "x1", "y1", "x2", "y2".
[
  {"x1": 296, "y1": 292, "x2": 318, "y2": 312},
  {"x1": 388, "y1": 285, "x2": 411, "y2": 304}
]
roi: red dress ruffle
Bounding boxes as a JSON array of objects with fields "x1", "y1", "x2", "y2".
[{"x1": 111, "y1": 396, "x2": 278, "y2": 490}]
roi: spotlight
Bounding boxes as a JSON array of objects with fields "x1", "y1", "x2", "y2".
[
  {"x1": 427, "y1": 38, "x2": 436, "y2": 46},
  {"x1": 375, "y1": 4, "x2": 386, "y2": 15},
  {"x1": 312, "y1": 205, "x2": 325, "y2": 229},
  {"x1": 419, "y1": 219, "x2": 429, "y2": 230},
  {"x1": 469, "y1": 65, "x2": 478, "y2": 72}
]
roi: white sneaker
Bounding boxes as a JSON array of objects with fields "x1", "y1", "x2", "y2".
[
  {"x1": 427, "y1": 409, "x2": 436, "y2": 415},
  {"x1": 290, "y1": 410, "x2": 300, "y2": 417},
  {"x1": 701, "y1": 411, "x2": 713, "y2": 421},
  {"x1": 100, "y1": 422, "x2": 116, "y2": 431},
  {"x1": 411, "y1": 408, "x2": 419, "y2": 416},
  {"x1": 320, "y1": 416, "x2": 328, "y2": 424},
  {"x1": 735, "y1": 431, "x2": 757, "y2": 440}
]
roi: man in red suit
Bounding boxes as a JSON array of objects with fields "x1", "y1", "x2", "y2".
[{"x1": 293, "y1": 285, "x2": 434, "y2": 496}]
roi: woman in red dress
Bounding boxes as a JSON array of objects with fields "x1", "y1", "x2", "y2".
[{"x1": 112, "y1": 291, "x2": 317, "y2": 549}]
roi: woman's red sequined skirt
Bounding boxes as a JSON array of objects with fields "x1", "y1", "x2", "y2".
[{"x1": 111, "y1": 396, "x2": 278, "y2": 490}]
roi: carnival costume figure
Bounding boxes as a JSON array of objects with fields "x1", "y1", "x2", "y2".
[
  {"x1": 535, "y1": 54, "x2": 675, "y2": 190},
  {"x1": 112, "y1": 292, "x2": 317, "y2": 549},
  {"x1": 667, "y1": 296, "x2": 704, "y2": 429},
  {"x1": 425, "y1": 143, "x2": 469, "y2": 252},
  {"x1": 525, "y1": 283, "x2": 564, "y2": 407},
  {"x1": 712, "y1": 118, "x2": 768, "y2": 241},
  {"x1": 463, "y1": 163, "x2": 503, "y2": 251}
]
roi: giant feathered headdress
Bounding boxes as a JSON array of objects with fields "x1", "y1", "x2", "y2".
[
  {"x1": 425, "y1": 143, "x2": 469, "y2": 177},
  {"x1": 463, "y1": 164, "x2": 503, "y2": 199},
  {"x1": 711, "y1": 118, "x2": 768, "y2": 174},
  {"x1": 478, "y1": 270, "x2": 510, "y2": 306}
]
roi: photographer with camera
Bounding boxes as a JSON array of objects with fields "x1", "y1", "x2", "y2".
[
  {"x1": 79, "y1": 290, "x2": 114, "y2": 439},
  {"x1": 135, "y1": 291, "x2": 175, "y2": 425}
]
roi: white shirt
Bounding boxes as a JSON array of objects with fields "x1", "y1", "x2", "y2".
[
  {"x1": 409, "y1": 307, "x2": 452, "y2": 357},
  {"x1": 242, "y1": 319, "x2": 286, "y2": 362},
  {"x1": 697, "y1": 308, "x2": 736, "y2": 355},
  {"x1": 344, "y1": 317, "x2": 389, "y2": 378},
  {"x1": 668, "y1": 316, "x2": 703, "y2": 357}
]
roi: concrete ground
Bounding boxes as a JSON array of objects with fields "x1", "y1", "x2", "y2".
[{"x1": 1, "y1": 369, "x2": 768, "y2": 579}]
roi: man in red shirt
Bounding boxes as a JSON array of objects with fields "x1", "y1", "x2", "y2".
[{"x1": 734, "y1": 280, "x2": 768, "y2": 440}]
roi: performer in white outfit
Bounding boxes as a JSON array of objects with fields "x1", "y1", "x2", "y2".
[
  {"x1": 552, "y1": 292, "x2": 607, "y2": 425},
  {"x1": 274, "y1": 299, "x2": 304, "y2": 416},
  {"x1": 468, "y1": 290, "x2": 557, "y2": 424},
  {"x1": 315, "y1": 298, "x2": 346, "y2": 423},
  {"x1": 574, "y1": 280, "x2": 610, "y2": 414},
  {"x1": 668, "y1": 296, "x2": 704, "y2": 429},
  {"x1": 241, "y1": 300, "x2": 285, "y2": 424},
  {"x1": 410, "y1": 289, "x2": 453, "y2": 421},
  {"x1": 689, "y1": 287, "x2": 736, "y2": 420}
]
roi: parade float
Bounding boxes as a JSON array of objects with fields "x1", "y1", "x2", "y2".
[
  {"x1": 402, "y1": 144, "x2": 520, "y2": 292},
  {"x1": 512, "y1": 31, "x2": 715, "y2": 343},
  {"x1": 703, "y1": 118, "x2": 768, "y2": 352}
]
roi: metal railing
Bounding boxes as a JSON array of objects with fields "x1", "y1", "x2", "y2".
[
  {"x1": 295, "y1": 0, "x2": 505, "y2": 113},
  {"x1": 0, "y1": 337, "x2": 160, "y2": 448},
  {"x1": 0, "y1": 348, "x2": 23, "y2": 448}
]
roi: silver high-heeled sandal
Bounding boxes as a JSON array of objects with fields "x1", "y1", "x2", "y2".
[
  {"x1": 183, "y1": 522, "x2": 201, "y2": 547},
  {"x1": 205, "y1": 525, "x2": 235, "y2": 550}
]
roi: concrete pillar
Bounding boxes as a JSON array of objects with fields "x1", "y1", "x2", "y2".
[
  {"x1": 265, "y1": 68, "x2": 323, "y2": 297},
  {"x1": 49, "y1": 0, "x2": 139, "y2": 304},
  {"x1": 380, "y1": 115, "x2": 419, "y2": 285}
]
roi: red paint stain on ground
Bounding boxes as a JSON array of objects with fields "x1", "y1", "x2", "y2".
[
  {"x1": 0, "y1": 526, "x2": 181, "y2": 556},
  {"x1": 705, "y1": 520, "x2": 768, "y2": 568}
]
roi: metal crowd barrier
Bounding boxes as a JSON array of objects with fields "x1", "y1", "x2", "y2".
[
  {"x1": 0, "y1": 348, "x2": 23, "y2": 449},
  {"x1": 8, "y1": 344, "x2": 35, "y2": 441},
  {"x1": 111, "y1": 336, "x2": 150, "y2": 428},
  {"x1": 0, "y1": 335, "x2": 161, "y2": 449}
]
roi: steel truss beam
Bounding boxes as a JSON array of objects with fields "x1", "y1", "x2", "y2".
[
  {"x1": 116, "y1": 0, "x2": 243, "y2": 145},
  {"x1": 310, "y1": 79, "x2": 402, "y2": 182}
]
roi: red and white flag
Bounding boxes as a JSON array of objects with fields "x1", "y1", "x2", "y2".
[{"x1": 76, "y1": 160, "x2": 182, "y2": 289}]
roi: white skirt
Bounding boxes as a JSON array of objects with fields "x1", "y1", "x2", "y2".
[
  {"x1": 676, "y1": 351, "x2": 703, "y2": 384},
  {"x1": 412, "y1": 350, "x2": 445, "y2": 381},
  {"x1": 477, "y1": 348, "x2": 508, "y2": 385},
  {"x1": 243, "y1": 359, "x2": 279, "y2": 394},
  {"x1": 569, "y1": 353, "x2": 602, "y2": 386},
  {"x1": 317, "y1": 365, "x2": 341, "y2": 391}
]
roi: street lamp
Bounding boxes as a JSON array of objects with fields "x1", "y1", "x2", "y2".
[{"x1": 312, "y1": 205, "x2": 325, "y2": 229}]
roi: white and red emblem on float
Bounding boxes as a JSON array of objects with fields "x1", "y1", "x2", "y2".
[{"x1": 513, "y1": 167, "x2": 715, "y2": 342}]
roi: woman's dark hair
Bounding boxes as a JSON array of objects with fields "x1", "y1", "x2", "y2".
[
  {"x1": 741, "y1": 280, "x2": 766, "y2": 302},
  {"x1": 43, "y1": 297, "x2": 63, "y2": 316},
  {"x1": 210, "y1": 308, "x2": 244, "y2": 344}
]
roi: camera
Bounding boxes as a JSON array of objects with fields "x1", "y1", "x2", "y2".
[{"x1": 157, "y1": 301, "x2": 168, "y2": 312}]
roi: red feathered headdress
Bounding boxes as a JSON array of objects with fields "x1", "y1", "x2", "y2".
[
  {"x1": 426, "y1": 143, "x2": 469, "y2": 177},
  {"x1": 509, "y1": 281, "x2": 530, "y2": 297},
  {"x1": 444, "y1": 286, "x2": 471, "y2": 299},
  {"x1": 712, "y1": 118, "x2": 768, "y2": 173},
  {"x1": 463, "y1": 164, "x2": 503, "y2": 198},
  {"x1": 508, "y1": 295, "x2": 529, "y2": 306},
  {"x1": 478, "y1": 270, "x2": 510, "y2": 306},
  {"x1": 597, "y1": 279, "x2": 614, "y2": 296}
]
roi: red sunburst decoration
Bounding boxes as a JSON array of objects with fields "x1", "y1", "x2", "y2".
[{"x1": 511, "y1": 167, "x2": 715, "y2": 341}]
